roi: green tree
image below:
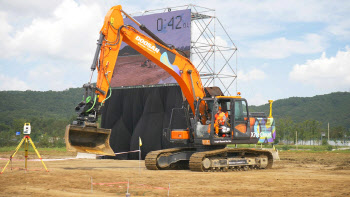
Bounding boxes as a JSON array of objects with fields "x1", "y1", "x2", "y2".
[
  {"x1": 276, "y1": 117, "x2": 295, "y2": 144},
  {"x1": 331, "y1": 126, "x2": 347, "y2": 144}
]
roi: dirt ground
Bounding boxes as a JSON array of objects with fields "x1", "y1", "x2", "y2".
[{"x1": 0, "y1": 151, "x2": 349, "y2": 197}]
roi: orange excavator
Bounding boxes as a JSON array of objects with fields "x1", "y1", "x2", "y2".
[{"x1": 65, "y1": 5, "x2": 277, "y2": 172}]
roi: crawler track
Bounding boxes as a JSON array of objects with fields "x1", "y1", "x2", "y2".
[
  {"x1": 145, "y1": 148, "x2": 194, "y2": 170},
  {"x1": 146, "y1": 147, "x2": 274, "y2": 172},
  {"x1": 189, "y1": 148, "x2": 274, "y2": 172}
]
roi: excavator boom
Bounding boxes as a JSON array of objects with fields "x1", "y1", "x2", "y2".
[
  {"x1": 65, "y1": 5, "x2": 205, "y2": 155},
  {"x1": 96, "y1": 5, "x2": 205, "y2": 112}
]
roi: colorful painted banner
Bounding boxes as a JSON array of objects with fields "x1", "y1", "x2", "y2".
[{"x1": 251, "y1": 117, "x2": 276, "y2": 143}]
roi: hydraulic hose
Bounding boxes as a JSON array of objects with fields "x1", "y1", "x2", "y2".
[
  {"x1": 86, "y1": 95, "x2": 97, "y2": 113},
  {"x1": 101, "y1": 73, "x2": 112, "y2": 106}
]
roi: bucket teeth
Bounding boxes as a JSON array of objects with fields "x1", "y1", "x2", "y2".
[{"x1": 65, "y1": 124, "x2": 115, "y2": 156}]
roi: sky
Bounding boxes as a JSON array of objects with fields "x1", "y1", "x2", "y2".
[{"x1": 0, "y1": 0, "x2": 349, "y2": 105}]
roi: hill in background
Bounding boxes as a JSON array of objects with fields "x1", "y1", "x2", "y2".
[
  {"x1": 0, "y1": 89, "x2": 348, "y2": 147},
  {"x1": 249, "y1": 92, "x2": 350, "y2": 129},
  {"x1": 0, "y1": 88, "x2": 84, "y2": 125},
  {"x1": 0, "y1": 89, "x2": 349, "y2": 129}
]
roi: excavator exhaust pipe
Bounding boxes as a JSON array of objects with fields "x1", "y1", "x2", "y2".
[{"x1": 65, "y1": 123, "x2": 115, "y2": 156}]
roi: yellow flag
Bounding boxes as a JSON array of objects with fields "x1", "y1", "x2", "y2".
[{"x1": 139, "y1": 137, "x2": 142, "y2": 147}]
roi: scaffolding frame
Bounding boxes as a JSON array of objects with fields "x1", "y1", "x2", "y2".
[{"x1": 129, "y1": 5, "x2": 237, "y2": 95}]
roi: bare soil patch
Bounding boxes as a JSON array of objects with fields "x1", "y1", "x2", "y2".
[{"x1": 1, "y1": 151, "x2": 349, "y2": 196}]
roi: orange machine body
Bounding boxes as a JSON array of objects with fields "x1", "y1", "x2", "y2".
[{"x1": 171, "y1": 130, "x2": 190, "y2": 140}]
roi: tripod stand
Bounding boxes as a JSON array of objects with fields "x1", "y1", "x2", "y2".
[{"x1": 1, "y1": 135, "x2": 48, "y2": 174}]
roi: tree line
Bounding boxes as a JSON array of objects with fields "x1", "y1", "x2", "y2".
[
  {"x1": 0, "y1": 116, "x2": 75, "y2": 147},
  {"x1": 276, "y1": 117, "x2": 350, "y2": 145}
]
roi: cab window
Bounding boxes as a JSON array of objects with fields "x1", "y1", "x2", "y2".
[{"x1": 234, "y1": 100, "x2": 247, "y2": 121}]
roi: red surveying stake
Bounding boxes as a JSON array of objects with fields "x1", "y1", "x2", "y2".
[{"x1": 1, "y1": 123, "x2": 48, "y2": 174}]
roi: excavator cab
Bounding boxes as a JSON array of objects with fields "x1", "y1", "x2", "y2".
[
  {"x1": 190, "y1": 97, "x2": 233, "y2": 138},
  {"x1": 167, "y1": 96, "x2": 270, "y2": 146},
  {"x1": 195, "y1": 97, "x2": 275, "y2": 145}
]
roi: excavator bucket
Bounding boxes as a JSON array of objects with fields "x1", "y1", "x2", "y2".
[{"x1": 65, "y1": 124, "x2": 115, "y2": 156}]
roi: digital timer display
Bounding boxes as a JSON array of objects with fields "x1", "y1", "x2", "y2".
[
  {"x1": 156, "y1": 15, "x2": 190, "y2": 31},
  {"x1": 122, "y1": 9, "x2": 191, "y2": 49}
]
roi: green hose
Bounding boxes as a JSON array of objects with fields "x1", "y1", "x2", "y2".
[
  {"x1": 101, "y1": 74, "x2": 112, "y2": 105},
  {"x1": 86, "y1": 95, "x2": 97, "y2": 113},
  {"x1": 86, "y1": 96, "x2": 91, "y2": 103}
]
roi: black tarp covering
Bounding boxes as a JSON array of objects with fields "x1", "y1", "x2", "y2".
[{"x1": 100, "y1": 85, "x2": 186, "y2": 160}]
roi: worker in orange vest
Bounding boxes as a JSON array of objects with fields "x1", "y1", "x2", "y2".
[{"x1": 214, "y1": 106, "x2": 228, "y2": 135}]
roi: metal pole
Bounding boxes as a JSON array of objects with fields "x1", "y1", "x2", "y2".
[
  {"x1": 328, "y1": 122, "x2": 330, "y2": 143},
  {"x1": 213, "y1": 10, "x2": 216, "y2": 86},
  {"x1": 126, "y1": 179, "x2": 130, "y2": 196},
  {"x1": 168, "y1": 183, "x2": 170, "y2": 197},
  {"x1": 25, "y1": 137, "x2": 28, "y2": 172},
  {"x1": 236, "y1": 50, "x2": 238, "y2": 94},
  {"x1": 91, "y1": 177, "x2": 93, "y2": 193},
  {"x1": 139, "y1": 143, "x2": 141, "y2": 174},
  {"x1": 296, "y1": 131, "x2": 298, "y2": 150}
]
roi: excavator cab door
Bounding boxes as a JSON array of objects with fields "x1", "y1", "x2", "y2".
[{"x1": 232, "y1": 99, "x2": 251, "y2": 139}]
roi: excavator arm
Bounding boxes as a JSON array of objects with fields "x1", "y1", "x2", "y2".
[{"x1": 65, "y1": 5, "x2": 205, "y2": 155}]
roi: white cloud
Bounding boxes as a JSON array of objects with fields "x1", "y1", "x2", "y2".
[
  {"x1": 244, "y1": 34, "x2": 325, "y2": 59},
  {"x1": 0, "y1": 0, "x2": 106, "y2": 91},
  {"x1": 232, "y1": 67, "x2": 271, "y2": 105},
  {"x1": 0, "y1": 12, "x2": 13, "y2": 56},
  {"x1": 2, "y1": 0, "x2": 103, "y2": 63},
  {"x1": 207, "y1": 67, "x2": 266, "y2": 99},
  {"x1": 246, "y1": 93, "x2": 269, "y2": 106},
  {"x1": 289, "y1": 47, "x2": 350, "y2": 89},
  {"x1": 238, "y1": 68, "x2": 266, "y2": 82},
  {"x1": 199, "y1": 0, "x2": 350, "y2": 39},
  {"x1": 28, "y1": 64, "x2": 68, "y2": 90},
  {"x1": 0, "y1": 0, "x2": 61, "y2": 19},
  {"x1": 0, "y1": 74, "x2": 30, "y2": 91},
  {"x1": 327, "y1": 20, "x2": 350, "y2": 39}
]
